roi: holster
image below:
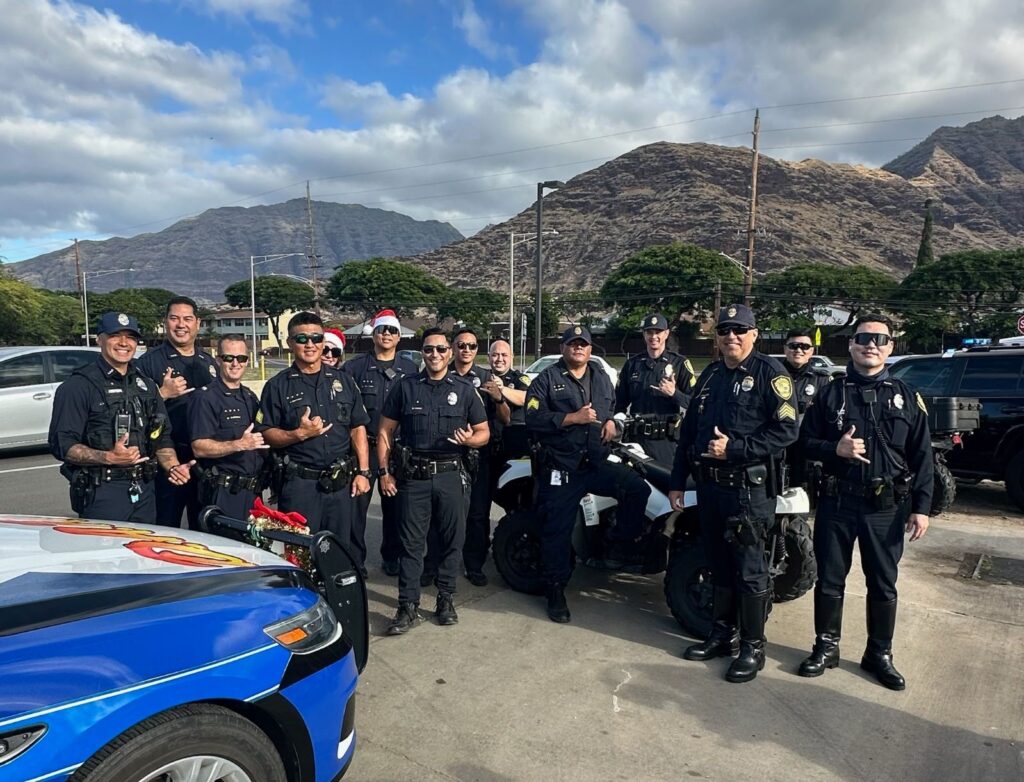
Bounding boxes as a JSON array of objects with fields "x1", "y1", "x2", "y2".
[
  {"x1": 318, "y1": 459, "x2": 355, "y2": 493},
  {"x1": 724, "y1": 512, "x2": 762, "y2": 548},
  {"x1": 68, "y1": 468, "x2": 96, "y2": 514},
  {"x1": 393, "y1": 445, "x2": 413, "y2": 480},
  {"x1": 462, "y1": 447, "x2": 480, "y2": 479}
]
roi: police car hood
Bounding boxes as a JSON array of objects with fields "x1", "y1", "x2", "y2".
[{"x1": 0, "y1": 515, "x2": 294, "y2": 606}]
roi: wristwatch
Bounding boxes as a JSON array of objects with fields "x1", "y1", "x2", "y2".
[
  {"x1": 358, "y1": 469, "x2": 373, "y2": 480},
  {"x1": 377, "y1": 467, "x2": 389, "y2": 477}
]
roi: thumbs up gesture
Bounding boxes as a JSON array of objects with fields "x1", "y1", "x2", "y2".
[
  {"x1": 702, "y1": 426, "x2": 729, "y2": 460},
  {"x1": 236, "y1": 423, "x2": 269, "y2": 451},
  {"x1": 837, "y1": 424, "x2": 870, "y2": 463}
]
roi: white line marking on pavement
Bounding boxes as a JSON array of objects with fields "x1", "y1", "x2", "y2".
[
  {"x1": 612, "y1": 669, "x2": 632, "y2": 713},
  {"x1": 0, "y1": 464, "x2": 60, "y2": 475}
]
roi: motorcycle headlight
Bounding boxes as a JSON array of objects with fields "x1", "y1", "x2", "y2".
[{"x1": 264, "y1": 596, "x2": 340, "y2": 654}]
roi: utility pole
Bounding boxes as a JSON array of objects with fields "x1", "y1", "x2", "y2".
[
  {"x1": 712, "y1": 279, "x2": 722, "y2": 360},
  {"x1": 305, "y1": 181, "x2": 322, "y2": 317},
  {"x1": 744, "y1": 109, "x2": 761, "y2": 305},
  {"x1": 73, "y1": 238, "x2": 83, "y2": 297}
]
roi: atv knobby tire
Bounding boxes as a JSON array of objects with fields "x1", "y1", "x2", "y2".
[
  {"x1": 772, "y1": 516, "x2": 816, "y2": 603},
  {"x1": 664, "y1": 535, "x2": 713, "y2": 638},
  {"x1": 493, "y1": 510, "x2": 573, "y2": 594}
]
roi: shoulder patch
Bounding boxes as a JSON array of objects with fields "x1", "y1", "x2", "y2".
[
  {"x1": 527, "y1": 397, "x2": 540, "y2": 411},
  {"x1": 255, "y1": 410, "x2": 264, "y2": 424},
  {"x1": 777, "y1": 402, "x2": 796, "y2": 422},
  {"x1": 916, "y1": 392, "x2": 927, "y2": 413},
  {"x1": 519, "y1": 374, "x2": 531, "y2": 386},
  {"x1": 771, "y1": 375, "x2": 793, "y2": 400}
]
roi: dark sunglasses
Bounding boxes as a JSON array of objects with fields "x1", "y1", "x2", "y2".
[
  {"x1": 375, "y1": 326, "x2": 400, "y2": 336},
  {"x1": 422, "y1": 345, "x2": 450, "y2": 354},
  {"x1": 716, "y1": 326, "x2": 752, "y2": 337},
  {"x1": 456, "y1": 341, "x2": 478, "y2": 350},
  {"x1": 219, "y1": 354, "x2": 249, "y2": 364},
  {"x1": 785, "y1": 342, "x2": 813, "y2": 351},
  {"x1": 323, "y1": 347, "x2": 343, "y2": 359},
  {"x1": 290, "y1": 332, "x2": 324, "y2": 344},
  {"x1": 852, "y1": 332, "x2": 892, "y2": 347}
]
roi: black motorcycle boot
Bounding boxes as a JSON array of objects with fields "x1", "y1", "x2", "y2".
[
  {"x1": 435, "y1": 592, "x2": 459, "y2": 626},
  {"x1": 798, "y1": 593, "x2": 844, "y2": 677},
  {"x1": 546, "y1": 583, "x2": 571, "y2": 624},
  {"x1": 861, "y1": 599, "x2": 906, "y2": 691},
  {"x1": 683, "y1": 587, "x2": 739, "y2": 661},
  {"x1": 386, "y1": 601, "x2": 422, "y2": 636},
  {"x1": 726, "y1": 590, "x2": 770, "y2": 683}
]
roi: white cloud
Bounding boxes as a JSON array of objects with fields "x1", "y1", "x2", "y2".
[
  {"x1": 179, "y1": 0, "x2": 309, "y2": 30},
  {"x1": 453, "y1": 0, "x2": 516, "y2": 61}
]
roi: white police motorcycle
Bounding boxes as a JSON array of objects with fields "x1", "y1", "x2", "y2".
[{"x1": 490, "y1": 426, "x2": 815, "y2": 637}]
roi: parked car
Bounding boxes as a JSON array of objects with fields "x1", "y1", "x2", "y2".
[
  {"x1": 770, "y1": 353, "x2": 843, "y2": 378},
  {"x1": 889, "y1": 345, "x2": 1024, "y2": 510},
  {"x1": 397, "y1": 348, "x2": 425, "y2": 371},
  {"x1": 0, "y1": 512, "x2": 367, "y2": 782},
  {"x1": 524, "y1": 354, "x2": 619, "y2": 387}
]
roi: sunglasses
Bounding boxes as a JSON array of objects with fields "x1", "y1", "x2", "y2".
[
  {"x1": 323, "y1": 347, "x2": 343, "y2": 359},
  {"x1": 785, "y1": 342, "x2": 813, "y2": 351},
  {"x1": 422, "y1": 345, "x2": 450, "y2": 354},
  {"x1": 219, "y1": 354, "x2": 249, "y2": 364},
  {"x1": 853, "y1": 332, "x2": 892, "y2": 347},
  {"x1": 456, "y1": 341, "x2": 478, "y2": 350},
  {"x1": 290, "y1": 332, "x2": 324, "y2": 344},
  {"x1": 716, "y1": 326, "x2": 752, "y2": 337},
  {"x1": 375, "y1": 326, "x2": 400, "y2": 336}
]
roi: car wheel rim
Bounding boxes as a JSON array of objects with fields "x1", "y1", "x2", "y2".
[{"x1": 139, "y1": 756, "x2": 252, "y2": 782}]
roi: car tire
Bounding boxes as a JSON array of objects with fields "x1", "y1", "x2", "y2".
[
  {"x1": 930, "y1": 458, "x2": 958, "y2": 516},
  {"x1": 1006, "y1": 451, "x2": 1024, "y2": 512},
  {"x1": 664, "y1": 533, "x2": 713, "y2": 638},
  {"x1": 771, "y1": 517, "x2": 816, "y2": 603},
  {"x1": 72, "y1": 703, "x2": 286, "y2": 782},
  {"x1": 493, "y1": 510, "x2": 553, "y2": 595}
]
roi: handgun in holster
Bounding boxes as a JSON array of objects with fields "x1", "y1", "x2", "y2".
[
  {"x1": 869, "y1": 477, "x2": 895, "y2": 511},
  {"x1": 462, "y1": 447, "x2": 480, "y2": 479},
  {"x1": 724, "y1": 511, "x2": 761, "y2": 548},
  {"x1": 68, "y1": 468, "x2": 96, "y2": 514},
  {"x1": 394, "y1": 445, "x2": 413, "y2": 480},
  {"x1": 319, "y1": 458, "x2": 353, "y2": 493}
]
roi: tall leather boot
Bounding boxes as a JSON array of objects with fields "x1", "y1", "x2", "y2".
[
  {"x1": 798, "y1": 592, "x2": 844, "y2": 677},
  {"x1": 726, "y1": 589, "x2": 770, "y2": 683},
  {"x1": 546, "y1": 582, "x2": 571, "y2": 624},
  {"x1": 683, "y1": 586, "x2": 738, "y2": 661},
  {"x1": 861, "y1": 598, "x2": 905, "y2": 690}
]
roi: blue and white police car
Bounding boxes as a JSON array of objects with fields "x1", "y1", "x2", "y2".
[{"x1": 0, "y1": 512, "x2": 368, "y2": 782}]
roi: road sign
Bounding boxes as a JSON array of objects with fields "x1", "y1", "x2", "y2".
[{"x1": 1018, "y1": 314, "x2": 1024, "y2": 335}]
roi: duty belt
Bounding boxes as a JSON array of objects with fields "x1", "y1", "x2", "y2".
[
  {"x1": 820, "y1": 476, "x2": 891, "y2": 499},
  {"x1": 697, "y1": 462, "x2": 762, "y2": 489},
  {"x1": 288, "y1": 462, "x2": 343, "y2": 481},
  {"x1": 207, "y1": 471, "x2": 262, "y2": 493},
  {"x1": 85, "y1": 462, "x2": 158, "y2": 483},
  {"x1": 408, "y1": 453, "x2": 462, "y2": 478}
]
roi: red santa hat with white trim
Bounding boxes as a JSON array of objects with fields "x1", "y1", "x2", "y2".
[
  {"x1": 323, "y1": 328, "x2": 346, "y2": 351},
  {"x1": 372, "y1": 309, "x2": 401, "y2": 331}
]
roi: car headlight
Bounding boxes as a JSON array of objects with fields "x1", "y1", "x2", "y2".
[{"x1": 264, "y1": 596, "x2": 340, "y2": 654}]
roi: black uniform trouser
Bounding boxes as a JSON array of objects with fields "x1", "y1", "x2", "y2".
[
  {"x1": 463, "y1": 452, "x2": 493, "y2": 573},
  {"x1": 205, "y1": 484, "x2": 260, "y2": 521},
  {"x1": 631, "y1": 436, "x2": 676, "y2": 467},
  {"x1": 155, "y1": 444, "x2": 202, "y2": 529},
  {"x1": 537, "y1": 460, "x2": 651, "y2": 585},
  {"x1": 78, "y1": 479, "x2": 157, "y2": 525},
  {"x1": 814, "y1": 494, "x2": 907, "y2": 603},
  {"x1": 397, "y1": 470, "x2": 469, "y2": 603},
  {"x1": 696, "y1": 481, "x2": 774, "y2": 594},
  {"x1": 353, "y1": 448, "x2": 402, "y2": 568},
  {"x1": 279, "y1": 475, "x2": 360, "y2": 550}
]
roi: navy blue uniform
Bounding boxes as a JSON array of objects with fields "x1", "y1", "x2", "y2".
[
  {"x1": 615, "y1": 350, "x2": 695, "y2": 464},
  {"x1": 136, "y1": 342, "x2": 219, "y2": 528},
  {"x1": 189, "y1": 377, "x2": 265, "y2": 519},
  {"x1": 671, "y1": 352, "x2": 799, "y2": 594},
  {"x1": 381, "y1": 371, "x2": 487, "y2": 604},
  {"x1": 782, "y1": 360, "x2": 831, "y2": 488},
  {"x1": 525, "y1": 359, "x2": 651, "y2": 585},
  {"x1": 342, "y1": 352, "x2": 418, "y2": 568},
  {"x1": 257, "y1": 364, "x2": 370, "y2": 543},
  {"x1": 49, "y1": 357, "x2": 173, "y2": 523},
  {"x1": 491, "y1": 368, "x2": 532, "y2": 461}
]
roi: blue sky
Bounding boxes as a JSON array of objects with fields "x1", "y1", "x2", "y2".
[{"x1": 1, "y1": 0, "x2": 1022, "y2": 264}]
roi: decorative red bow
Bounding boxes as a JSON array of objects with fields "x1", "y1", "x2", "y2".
[{"x1": 250, "y1": 498, "x2": 307, "y2": 529}]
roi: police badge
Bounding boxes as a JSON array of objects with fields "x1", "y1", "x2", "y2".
[
  {"x1": 472, "y1": 376, "x2": 481, "y2": 388},
  {"x1": 117, "y1": 313, "x2": 129, "y2": 326},
  {"x1": 209, "y1": 364, "x2": 217, "y2": 377},
  {"x1": 741, "y1": 376, "x2": 754, "y2": 392},
  {"x1": 665, "y1": 364, "x2": 674, "y2": 378},
  {"x1": 136, "y1": 377, "x2": 147, "y2": 391},
  {"x1": 893, "y1": 393, "x2": 904, "y2": 410},
  {"x1": 447, "y1": 392, "x2": 458, "y2": 406}
]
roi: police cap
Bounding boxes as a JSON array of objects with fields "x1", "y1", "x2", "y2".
[
  {"x1": 561, "y1": 325, "x2": 592, "y2": 345},
  {"x1": 641, "y1": 313, "x2": 669, "y2": 331},
  {"x1": 96, "y1": 311, "x2": 142, "y2": 338},
  {"x1": 716, "y1": 303, "x2": 756, "y2": 329}
]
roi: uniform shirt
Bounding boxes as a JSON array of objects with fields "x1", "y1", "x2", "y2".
[
  {"x1": 49, "y1": 356, "x2": 173, "y2": 461},
  {"x1": 341, "y1": 352, "x2": 418, "y2": 438},
  {"x1": 189, "y1": 377, "x2": 264, "y2": 476},
  {"x1": 525, "y1": 358, "x2": 615, "y2": 471},
  {"x1": 671, "y1": 351, "x2": 799, "y2": 488},
  {"x1": 136, "y1": 341, "x2": 219, "y2": 448},
  {"x1": 381, "y1": 371, "x2": 487, "y2": 456},
  {"x1": 493, "y1": 368, "x2": 532, "y2": 427},
  {"x1": 801, "y1": 365, "x2": 934, "y2": 515},
  {"x1": 614, "y1": 350, "x2": 696, "y2": 416},
  {"x1": 257, "y1": 363, "x2": 370, "y2": 468},
  {"x1": 782, "y1": 360, "x2": 831, "y2": 421}
]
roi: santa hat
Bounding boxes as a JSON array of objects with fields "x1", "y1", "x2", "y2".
[
  {"x1": 323, "y1": 328, "x2": 346, "y2": 351},
  {"x1": 372, "y1": 309, "x2": 401, "y2": 331}
]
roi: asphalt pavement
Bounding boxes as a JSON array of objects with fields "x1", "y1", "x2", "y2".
[{"x1": 2, "y1": 451, "x2": 1022, "y2": 782}]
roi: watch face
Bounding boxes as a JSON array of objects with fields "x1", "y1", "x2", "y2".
[{"x1": 377, "y1": 467, "x2": 389, "y2": 477}]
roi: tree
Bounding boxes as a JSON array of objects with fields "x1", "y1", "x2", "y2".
[
  {"x1": 88, "y1": 289, "x2": 163, "y2": 335},
  {"x1": 525, "y1": 290, "x2": 560, "y2": 342},
  {"x1": 436, "y1": 287, "x2": 507, "y2": 338},
  {"x1": 327, "y1": 258, "x2": 446, "y2": 319},
  {"x1": 134, "y1": 288, "x2": 180, "y2": 315},
  {"x1": 224, "y1": 277, "x2": 315, "y2": 342},
  {"x1": 599, "y1": 243, "x2": 743, "y2": 332},
  {"x1": 0, "y1": 276, "x2": 50, "y2": 345},
  {"x1": 915, "y1": 199, "x2": 935, "y2": 267},
  {"x1": 554, "y1": 290, "x2": 603, "y2": 330}
]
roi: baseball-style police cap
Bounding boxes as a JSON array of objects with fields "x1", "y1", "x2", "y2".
[
  {"x1": 561, "y1": 324, "x2": 593, "y2": 345},
  {"x1": 641, "y1": 313, "x2": 669, "y2": 331},
  {"x1": 717, "y1": 303, "x2": 757, "y2": 329},
  {"x1": 96, "y1": 311, "x2": 142, "y2": 338}
]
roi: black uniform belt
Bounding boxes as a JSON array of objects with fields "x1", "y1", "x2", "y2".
[
  {"x1": 409, "y1": 453, "x2": 462, "y2": 476},
  {"x1": 623, "y1": 414, "x2": 680, "y2": 441},
  {"x1": 85, "y1": 463, "x2": 158, "y2": 483},
  {"x1": 697, "y1": 463, "x2": 763, "y2": 489},
  {"x1": 820, "y1": 476, "x2": 892, "y2": 499},
  {"x1": 206, "y1": 471, "x2": 262, "y2": 493},
  {"x1": 288, "y1": 462, "x2": 343, "y2": 481}
]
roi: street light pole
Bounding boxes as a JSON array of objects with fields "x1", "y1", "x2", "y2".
[
  {"x1": 510, "y1": 230, "x2": 557, "y2": 361},
  {"x1": 82, "y1": 267, "x2": 133, "y2": 345},
  {"x1": 534, "y1": 180, "x2": 564, "y2": 361}
]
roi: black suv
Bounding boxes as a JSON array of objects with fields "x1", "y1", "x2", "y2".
[{"x1": 889, "y1": 346, "x2": 1024, "y2": 510}]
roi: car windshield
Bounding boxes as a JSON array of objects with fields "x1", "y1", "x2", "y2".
[{"x1": 525, "y1": 356, "x2": 558, "y2": 374}]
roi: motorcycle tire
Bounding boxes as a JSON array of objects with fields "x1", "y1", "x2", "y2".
[
  {"x1": 772, "y1": 516, "x2": 816, "y2": 603},
  {"x1": 663, "y1": 534, "x2": 713, "y2": 638},
  {"x1": 930, "y1": 458, "x2": 957, "y2": 516},
  {"x1": 492, "y1": 510, "x2": 573, "y2": 595}
]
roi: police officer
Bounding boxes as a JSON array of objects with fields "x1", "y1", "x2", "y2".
[
  {"x1": 668, "y1": 304, "x2": 798, "y2": 683},
  {"x1": 797, "y1": 315, "x2": 932, "y2": 690},
  {"x1": 136, "y1": 296, "x2": 218, "y2": 528},
  {"x1": 342, "y1": 309, "x2": 418, "y2": 576},
  {"x1": 525, "y1": 325, "x2": 651, "y2": 624},
  {"x1": 258, "y1": 312, "x2": 372, "y2": 555},
  {"x1": 322, "y1": 328, "x2": 346, "y2": 368},
  {"x1": 779, "y1": 328, "x2": 831, "y2": 488},
  {"x1": 49, "y1": 312, "x2": 192, "y2": 523},
  {"x1": 615, "y1": 312, "x2": 696, "y2": 464},
  {"x1": 486, "y1": 338, "x2": 532, "y2": 462},
  {"x1": 189, "y1": 334, "x2": 268, "y2": 519},
  {"x1": 377, "y1": 328, "x2": 489, "y2": 635}
]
